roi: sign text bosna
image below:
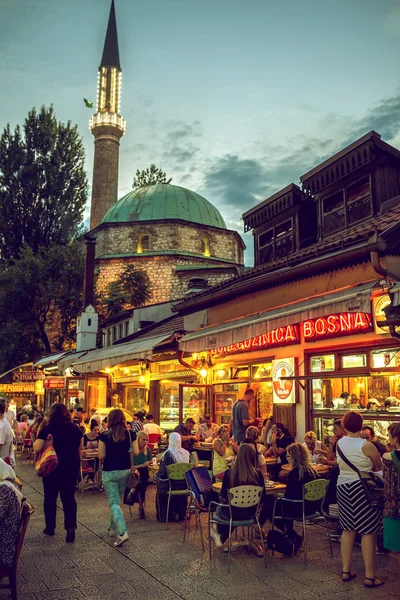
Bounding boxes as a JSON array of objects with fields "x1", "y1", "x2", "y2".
[{"x1": 211, "y1": 312, "x2": 372, "y2": 357}]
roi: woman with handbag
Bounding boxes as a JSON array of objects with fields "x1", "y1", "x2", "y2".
[
  {"x1": 98, "y1": 409, "x2": 138, "y2": 547},
  {"x1": 382, "y1": 423, "x2": 400, "y2": 552},
  {"x1": 0, "y1": 458, "x2": 24, "y2": 569},
  {"x1": 336, "y1": 411, "x2": 383, "y2": 587},
  {"x1": 33, "y1": 403, "x2": 83, "y2": 543}
]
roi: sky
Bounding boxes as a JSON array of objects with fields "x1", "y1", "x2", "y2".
[{"x1": 1, "y1": 0, "x2": 400, "y2": 265}]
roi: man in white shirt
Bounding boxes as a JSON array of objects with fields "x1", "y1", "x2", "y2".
[
  {"x1": 4, "y1": 400, "x2": 16, "y2": 428},
  {"x1": 196, "y1": 414, "x2": 219, "y2": 441},
  {"x1": 143, "y1": 414, "x2": 163, "y2": 437},
  {"x1": 0, "y1": 399, "x2": 15, "y2": 466}
]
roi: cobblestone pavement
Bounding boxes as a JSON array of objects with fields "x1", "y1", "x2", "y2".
[{"x1": 2, "y1": 461, "x2": 400, "y2": 600}]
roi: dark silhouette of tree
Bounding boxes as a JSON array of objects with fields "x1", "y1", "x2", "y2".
[
  {"x1": 0, "y1": 105, "x2": 88, "y2": 261},
  {"x1": 132, "y1": 164, "x2": 171, "y2": 190},
  {"x1": 100, "y1": 265, "x2": 152, "y2": 316}
]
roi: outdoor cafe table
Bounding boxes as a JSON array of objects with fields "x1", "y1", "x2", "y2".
[{"x1": 281, "y1": 463, "x2": 330, "y2": 475}]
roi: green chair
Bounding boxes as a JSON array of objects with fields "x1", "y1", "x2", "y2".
[
  {"x1": 208, "y1": 485, "x2": 266, "y2": 573},
  {"x1": 165, "y1": 463, "x2": 192, "y2": 530},
  {"x1": 270, "y1": 478, "x2": 328, "y2": 565}
]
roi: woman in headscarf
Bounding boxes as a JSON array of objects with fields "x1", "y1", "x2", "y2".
[
  {"x1": 155, "y1": 432, "x2": 190, "y2": 522},
  {"x1": 0, "y1": 458, "x2": 24, "y2": 569}
]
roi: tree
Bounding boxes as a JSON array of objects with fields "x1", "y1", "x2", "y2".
[
  {"x1": 132, "y1": 164, "x2": 171, "y2": 190},
  {"x1": 100, "y1": 265, "x2": 152, "y2": 317},
  {"x1": 0, "y1": 242, "x2": 84, "y2": 373},
  {"x1": 0, "y1": 105, "x2": 88, "y2": 261}
]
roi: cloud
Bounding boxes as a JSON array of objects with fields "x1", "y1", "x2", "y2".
[{"x1": 344, "y1": 93, "x2": 400, "y2": 144}]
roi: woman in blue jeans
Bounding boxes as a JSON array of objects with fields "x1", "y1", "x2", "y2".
[{"x1": 99, "y1": 409, "x2": 138, "y2": 547}]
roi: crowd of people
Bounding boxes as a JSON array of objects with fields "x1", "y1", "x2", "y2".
[{"x1": 0, "y1": 389, "x2": 399, "y2": 587}]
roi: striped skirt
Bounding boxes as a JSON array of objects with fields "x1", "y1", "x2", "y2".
[{"x1": 337, "y1": 480, "x2": 382, "y2": 534}]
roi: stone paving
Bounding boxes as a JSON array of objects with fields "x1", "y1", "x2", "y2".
[{"x1": 2, "y1": 461, "x2": 400, "y2": 600}]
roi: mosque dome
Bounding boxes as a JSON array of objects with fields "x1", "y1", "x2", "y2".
[{"x1": 101, "y1": 183, "x2": 227, "y2": 229}]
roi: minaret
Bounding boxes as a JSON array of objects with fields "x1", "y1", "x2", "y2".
[{"x1": 89, "y1": 0, "x2": 125, "y2": 230}]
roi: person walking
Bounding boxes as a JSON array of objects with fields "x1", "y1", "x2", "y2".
[
  {"x1": 382, "y1": 423, "x2": 400, "y2": 552},
  {"x1": 98, "y1": 409, "x2": 138, "y2": 547},
  {"x1": 232, "y1": 388, "x2": 254, "y2": 443},
  {"x1": 336, "y1": 411, "x2": 383, "y2": 587},
  {"x1": 33, "y1": 403, "x2": 83, "y2": 543}
]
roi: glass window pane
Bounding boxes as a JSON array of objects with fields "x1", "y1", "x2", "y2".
[
  {"x1": 310, "y1": 355, "x2": 335, "y2": 372},
  {"x1": 125, "y1": 387, "x2": 145, "y2": 415},
  {"x1": 342, "y1": 354, "x2": 367, "y2": 369},
  {"x1": 159, "y1": 383, "x2": 179, "y2": 432},
  {"x1": 371, "y1": 349, "x2": 400, "y2": 369},
  {"x1": 182, "y1": 386, "x2": 209, "y2": 428}
]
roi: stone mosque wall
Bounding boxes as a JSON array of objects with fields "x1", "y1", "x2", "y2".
[
  {"x1": 95, "y1": 221, "x2": 244, "y2": 265},
  {"x1": 95, "y1": 255, "x2": 239, "y2": 305}
]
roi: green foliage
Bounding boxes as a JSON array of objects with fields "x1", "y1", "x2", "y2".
[
  {"x1": 100, "y1": 265, "x2": 151, "y2": 317},
  {"x1": 0, "y1": 105, "x2": 88, "y2": 261},
  {"x1": 132, "y1": 164, "x2": 171, "y2": 190},
  {"x1": 0, "y1": 243, "x2": 84, "y2": 373}
]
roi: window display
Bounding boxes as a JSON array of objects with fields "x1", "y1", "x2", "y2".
[
  {"x1": 310, "y1": 354, "x2": 335, "y2": 372},
  {"x1": 125, "y1": 386, "x2": 145, "y2": 415},
  {"x1": 159, "y1": 382, "x2": 179, "y2": 432}
]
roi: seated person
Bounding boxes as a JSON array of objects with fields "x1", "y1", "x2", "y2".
[
  {"x1": 246, "y1": 425, "x2": 267, "y2": 455},
  {"x1": 174, "y1": 418, "x2": 199, "y2": 452},
  {"x1": 302, "y1": 431, "x2": 328, "y2": 463},
  {"x1": 323, "y1": 419, "x2": 345, "y2": 466},
  {"x1": 143, "y1": 413, "x2": 163, "y2": 439},
  {"x1": 263, "y1": 442, "x2": 319, "y2": 552},
  {"x1": 266, "y1": 423, "x2": 293, "y2": 479},
  {"x1": 196, "y1": 414, "x2": 219, "y2": 442},
  {"x1": 213, "y1": 425, "x2": 237, "y2": 481},
  {"x1": 131, "y1": 431, "x2": 152, "y2": 519},
  {"x1": 155, "y1": 432, "x2": 190, "y2": 522},
  {"x1": 210, "y1": 443, "x2": 268, "y2": 548},
  {"x1": 0, "y1": 459, "x2": 24, "y2": 569},
  {"x1": 361, "y1": 425, "x2": 386, "y2": 456},
  {"x1": 82, "y1": 419, "x2": 100, "y2": 482}
]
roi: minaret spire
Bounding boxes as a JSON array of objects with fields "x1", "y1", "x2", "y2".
[
  {"x1": 101, "y1": 0, "x2": 121, "y2": 70},
  {"x1": 89, "y1": 0, "x2": 125, "y2": 230}
]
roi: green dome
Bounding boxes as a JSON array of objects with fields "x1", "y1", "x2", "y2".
[{"x1": 101, "y1": 183, "x2": 227, "y2": 229}]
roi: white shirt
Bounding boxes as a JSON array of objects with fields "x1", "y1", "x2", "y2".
[
  {"x1": 143, "y1": 422, "x2": 163, "y2": 436},
  {"x1": 337, "y1": 437, "x2": 372, "y2": 485},
  {"x1": 0, "y1": 418, "x2": 15, "y2": 467},
  {"x1": 4, "y1": 410, "x2": 15, "y2": 426},
  {"x1": 302, "y1": 440, "x2": 323, "y2": 464}
]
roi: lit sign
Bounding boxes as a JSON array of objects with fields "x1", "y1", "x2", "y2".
[
  {"x1": 211, "y1": 324, "x2": 300, "y2": 357},
  {"x1": 272, "y1": 358, "x2": 295, "y2": 404},
  {"x1": 43, "y1": 378, "x2": 65, "y2": 389},
  {"x1": 12, "y1": 370, "x2": 45, "y2": 382},
  {"x1": 302, "y1": 312, "x2": 372, "y2": 341},
  {"x1": 373, "y1": 295, "x2": 390, "y2": 335}
]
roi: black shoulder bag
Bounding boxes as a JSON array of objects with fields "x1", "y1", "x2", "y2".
[{"x1": 336, "y1": 443, "x2": 384, "y2": 509}]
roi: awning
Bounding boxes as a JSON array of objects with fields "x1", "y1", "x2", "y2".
[
  {"x1": 57, "y1": 351, "x2": 89, "y2": 373},
  {"x1": 179, "y1": 282, "x2": 373, "y2": 352},
  {"x1": 34, "y1": 351, "x2": 70, "y2": 367},
  {"x1": 71, "y1": 334, "x2": 173, "y2": 373}
]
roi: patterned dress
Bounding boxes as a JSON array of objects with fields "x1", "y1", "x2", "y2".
[
  {"x1": 0, "y1": 484, "x2": 21, "y2": 568},
  {"x1": 383, "y1": 453, "x2": 400, "y2": 552}
]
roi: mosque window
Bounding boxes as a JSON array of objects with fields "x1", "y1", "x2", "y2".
[
  {"x1": 188, "y1": 278, "x2": 208, "y2": 290},
  {"x1": 200, "y1": 237, "x2": 210, "y2": 257},
  {"x1": 137, "y1": 234, "x2": 150, "y2": 253}
]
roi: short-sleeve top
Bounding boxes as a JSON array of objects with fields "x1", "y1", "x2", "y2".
[
  {"x1": 232, "y1": 400, "x2": 250, "y2": 443},
  {"x1": 38, "y1": 422, "x2": 83, "y2": 470},
  {"x1": 83, "y1": 433, "x2": 100, "y2": 451},
  {"x1": 100, "y1": 429, "x2": 136, "y2": 472}
]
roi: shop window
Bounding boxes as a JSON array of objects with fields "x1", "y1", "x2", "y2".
[
  {"x1": 232, "y1": 366, "x2": 249, "y2": 379},
  {"x1": 310, "y1": 354, "x2": 335, "y2": 372},
  {"x1": 371, "y1": 349, "x2": 400, "y2": 369},
  {"x1": 342, "y1": 354, "x2": 367, "y2": 369},
  {"x1": 125, "y1": 386, "x2": 146, "y2": 415},
  {"x1": 252, "y1": 363, "x2": 272, "y2": 379},
  {"x1": 159, "y1": 382, "x2": 179, "y2": 432},
  {"x1": 214, "y1": 367, "x2": 231, "y2": 381}
]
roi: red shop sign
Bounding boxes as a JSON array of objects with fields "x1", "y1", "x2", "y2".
[
  {"x1": 43, "y1": 378, "x2": 65, "y2": 389},
  {"x1": 211, "y1": 324, "x2": 300, "y2": 357},
  {"x1": 302, "y1": 312, "x2": 372, "y2": 341}
]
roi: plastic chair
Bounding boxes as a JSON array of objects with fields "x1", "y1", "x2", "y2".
[
  {"x1": 80, "y1": 454, "x2": 98, "y2": 495},
  {"x1": 208, "y1": 485, "x2": 266, "y2": 573},
  {"x1": 270, "y1": 478, "x2": 328, "y2": 565},
  {"x1": 184, "y1": 466, "x2": 214, "y2": 551},
  {"x1": 147, "y1": 433, "x2": 160, "y2": 454},
  {"x1": 0, "y1": 502, "x2": 34, "y2": 600},
  {"x1": 322, "y1": 502, "x2": 341, "y2": 557},
  {"x1": 165, "y1": 463, "x2": 192, "y2": 530}
]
